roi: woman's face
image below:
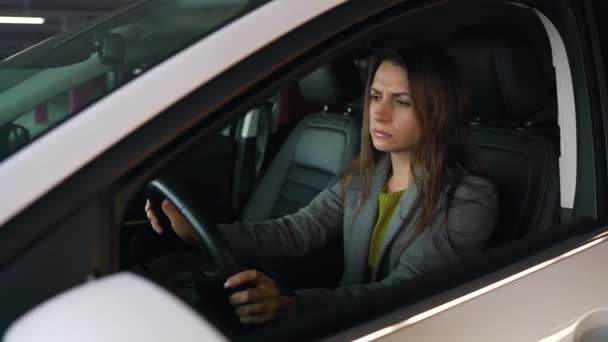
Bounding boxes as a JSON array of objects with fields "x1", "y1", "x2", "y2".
[{"x1": 369, "y1": 60, "x2": 421, "y2": 155}]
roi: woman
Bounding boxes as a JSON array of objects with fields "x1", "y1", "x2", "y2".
[{"x1": 146, "y1": 43, "x2": 499, "y2": 324}]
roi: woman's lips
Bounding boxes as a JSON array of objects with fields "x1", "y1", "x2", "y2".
[{"x1": 372, "y1": 128, "x2": 392, "y2": 138}]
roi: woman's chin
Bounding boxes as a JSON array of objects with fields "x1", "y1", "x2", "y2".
[{"x1": 372, "y1": 142, "x2": 394, "y2": 153}]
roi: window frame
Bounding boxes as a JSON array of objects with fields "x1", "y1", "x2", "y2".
[{"x1": 0, "y1": 0, "x2": 404, "y2": 335}]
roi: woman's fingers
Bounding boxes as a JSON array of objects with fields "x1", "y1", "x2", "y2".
[
  {"x1": 158, "y1": 199, "x2": 200, "y2": 244},
  {"x1": 226, "y1": 270, "x2": 266, "y2": 308},
  {"x1": 161, "y1": 199, "x2": 182, "y2": 222},
  {"x1": 223, "y1": 270, "x2": 293, "y2": 324},
  {"x1": 149, "y1": 217, "x2": 162, "y2": 233},
  {"x1": 161, "y1": 200, "x2": 185, "y2": 231},
  {"x1": 145, "y1": 198, "x2": 199, "y2": 244},
  {"x1": 161, "y1": 199, "x2": 174, "y2": 213},
  {"x1": 235, "y1": 302, "x2": 275, "y2": 316},
  {"x1": 239, "y1": 313, "x2": 274, "y2": 324},
  {"x1": 231, "y1": 290, "x2": 279, "y2": 324},
  {"x1": 145, "y1": 199, "x2": 162, "y2": 234},
  {"x1": 229, "y1": 288, "x2": 269, "y2": 306},
  {"x1": 224, "y1": 269, "x2": 260, "y2": 289}
]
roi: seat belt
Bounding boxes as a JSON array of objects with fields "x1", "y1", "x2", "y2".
[
  {"x1": 231, "y1": 102, "x2": 272, "y2": 215},
  {"x1": 255, "y1": 101, "x2": 272, "y2": 178}
]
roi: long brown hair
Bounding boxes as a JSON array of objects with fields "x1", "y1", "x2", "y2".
[{"x1": 341, "y1": 43, "x2": 484, "y2": 233}]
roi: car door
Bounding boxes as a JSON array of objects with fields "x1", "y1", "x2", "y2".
[{"x1": 0, "y1": 0, "x2": 398, "y2": 337}]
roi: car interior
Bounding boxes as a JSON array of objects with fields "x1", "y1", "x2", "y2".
[
  {"x1": 1, "y1": 0, "x2": 597, "y2": 340},
  {"x1": 109, "y1": 1, "x2": 573, "y2": 340}
]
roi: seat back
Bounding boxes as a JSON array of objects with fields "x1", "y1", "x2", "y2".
[
  {"x1": 241, "y1": 59, "x2": 362, "y2": 289},
  {"x1": 242, "y1": 60, "x2": 362, "y2": 222},
  {"x1": 446, "y1": 24, "x2": 560, "y2": 247}
]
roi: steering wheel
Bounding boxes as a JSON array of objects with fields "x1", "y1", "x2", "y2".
[{"x1": 146, "y1": 177, "x2": 247, "y2": 278}]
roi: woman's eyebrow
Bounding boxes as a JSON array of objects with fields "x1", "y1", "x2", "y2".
[{"x1": 370, "y1": 87, "x2": 410, "y2": 97}]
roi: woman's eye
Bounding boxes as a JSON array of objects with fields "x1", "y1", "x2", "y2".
[
  {"x1": 371, "y1": 94, "x2": 381, "y2": 102},
  {"x1": 397, "y1": 99, "x2": 411, "y2": 107}
]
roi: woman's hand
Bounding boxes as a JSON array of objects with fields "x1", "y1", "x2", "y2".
[
  {"x1": 145, "y1": 199, "x2": 201, "y2": 245},
  {"x1": 224, "y1": 270, "x2": 296, "y2": 324}
]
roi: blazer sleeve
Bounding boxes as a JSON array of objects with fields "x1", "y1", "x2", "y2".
[
  {"x1": 294, "y1": 177, "x2": 499, "y2": 314},
  {"x1": 217, "y1": 182, "x2": 344, "y2": 262}
]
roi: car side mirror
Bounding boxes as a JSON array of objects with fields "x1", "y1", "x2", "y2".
[{"x1": 4, "y1": 273, "x2": 225, "y2": 342}]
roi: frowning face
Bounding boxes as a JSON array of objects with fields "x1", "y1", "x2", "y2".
[{"x1": 369, "y1": 60, "x2": 421, "y2": 156}]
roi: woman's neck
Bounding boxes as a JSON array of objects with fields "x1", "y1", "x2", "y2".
[{"x1": 386, "y1": 152, "x2": 413, "y2": 192}]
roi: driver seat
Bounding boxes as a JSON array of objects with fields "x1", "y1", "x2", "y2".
[{"x1": 445, "y1": 24, "x2": 561, "y2": 248}]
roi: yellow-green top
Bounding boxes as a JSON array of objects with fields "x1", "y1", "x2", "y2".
[{"x1": 368, "y1": 188, "x2": 404, "y2": 275}]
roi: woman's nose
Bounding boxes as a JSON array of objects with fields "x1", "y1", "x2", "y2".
[{"x1": 373, "y1": 100, "x2": 391, "y2": 122}]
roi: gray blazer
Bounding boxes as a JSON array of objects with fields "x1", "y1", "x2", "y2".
[{"x1": 219, "y1": 155, "x2": 498, "y2": 313}]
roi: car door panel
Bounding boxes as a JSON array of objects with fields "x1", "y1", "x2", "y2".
[{"x1": 0, "y1": 199, "x2": 101, "y2": 333}]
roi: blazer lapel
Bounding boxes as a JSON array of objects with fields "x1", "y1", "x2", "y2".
[
  {"x1": 347, "y1": 155, "x2": 391, "y2": 284},
  {"x1": 372, "y1": 176, "x2": 420, "y2": 280},
  {"x1": 381, "y1": 181, "x2": 419, "y2": 251}
]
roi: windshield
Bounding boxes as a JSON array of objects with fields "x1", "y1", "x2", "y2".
[{"x1": 0, "y1": 0, "x2": 268, "y2": 164}]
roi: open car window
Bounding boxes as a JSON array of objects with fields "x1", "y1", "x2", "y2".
[
  {"x1": 0, "y1": 0, "x2": 269, "y2": 164},
  {"x1": 117, "y1": 1, "x2": 571, "y2": 337}
]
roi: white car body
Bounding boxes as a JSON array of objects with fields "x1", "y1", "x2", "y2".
[{"x1": 2, "y1": 0, "x2": 608, "y2": 341}]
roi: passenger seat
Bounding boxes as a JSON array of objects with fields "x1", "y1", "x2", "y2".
[
  {"x1": 240, "y1": 59, "x2": 362, "y2": 289},
  {"x1": 242, "y1": 60, "x2": 362, "y2": 222}
]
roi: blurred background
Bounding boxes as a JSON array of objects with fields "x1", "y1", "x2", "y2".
[{"x1": 0, "y1": 0, "x2": 134, "y2": 60}]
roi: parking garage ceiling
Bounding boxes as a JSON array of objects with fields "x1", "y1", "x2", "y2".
[{"x1": 0, "y1": 0, "x2": 135, "y2": 59}]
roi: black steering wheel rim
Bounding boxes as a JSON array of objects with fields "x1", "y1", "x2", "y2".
[{"x1": 146, "y1": 177, "x2": 247, "y2": 278}]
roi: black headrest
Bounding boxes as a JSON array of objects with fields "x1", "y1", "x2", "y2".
[
  {"x1": 298, "y1": 58, "x2": 362, "y2": 109},
  {"x1": 445, "y1": 24, "x2": 552, "y2": 121}
]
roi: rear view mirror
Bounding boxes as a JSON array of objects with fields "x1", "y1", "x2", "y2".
[{"x1": 98, "y1": 33, "x2": 125, "y2": 67}]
